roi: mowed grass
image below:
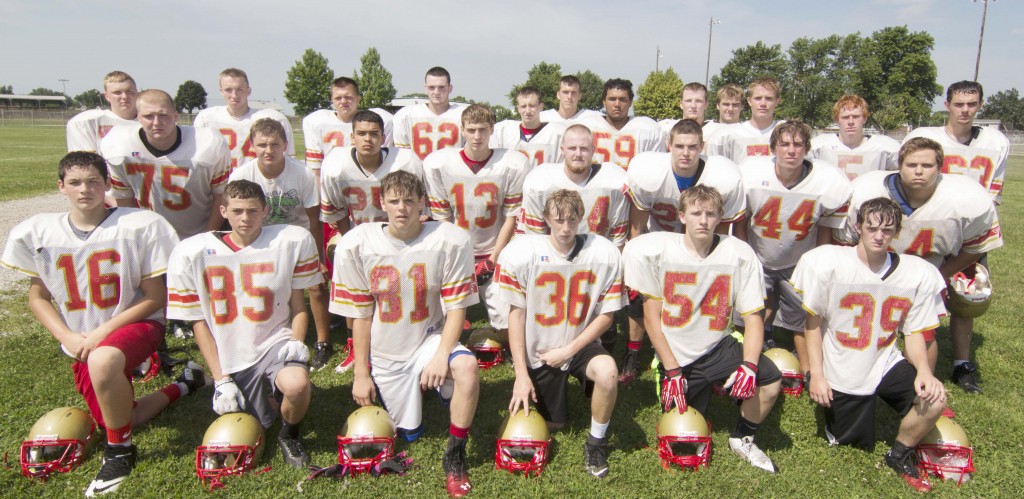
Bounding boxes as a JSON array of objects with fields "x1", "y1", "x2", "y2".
[
  {"x1": 0, "y1": 127, "x2": 67, "y2": 202},
  {"x1": 0, "y1": 128, "x2": 1021, "y2": 496}
]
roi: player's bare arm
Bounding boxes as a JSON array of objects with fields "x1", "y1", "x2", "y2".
[
  {"x1": 803, "y1": 314, "x2": 833, "y2": 407},
  {"x1": 288, "y1": 288, "x2": 310, "y2": 342},
  {"x1": 27, "y1": 278, "x2": 86, "y2": 358},
  {"x1": 351, "y1": 317, "x2": 376, "y2": 405},
  {"x1": 421, "y1": 306, "x2": 467, "y2": 391},
  {"x1": 628, "y1": 201, "x2": 649, "y2": 240},
  {"x1": 488, "y1": 215, "x2": 518, "y2": 264},
  {"x1": 732, "y1": 216, "x2": 749, "y2": 242},
  {"x1": 539, "y1": 311, "x2": 614, "y2": 369},
  {"x1": 642, "y1": 298, "x2": 681, "y2": 370},
  {"x1": 507, "y1": 305, "x2": 537, "y2": 416},
  {"x1": 904, "y1": 332, "x2": 946, "y2": 405},
  {"x1": 738, "y1": 312, "x2": 766, "y2": 366},
  {"x1": 192, "y1": 319, "x2": 227, "y2": 381},
  {"x1": 306, "y1": 206, "x2": 324, "y2": 262},
  {"x1": 206, "y1": 193, "x2": 226, "y2": 231},
  {"x1": 938, "y1": 250, "x2": 984, "y2": 281}
]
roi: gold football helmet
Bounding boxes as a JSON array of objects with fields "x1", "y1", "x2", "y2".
[
  {"x1": 947, "y1": 263, "x2": 992, "y2": 318},
  {"x1": 326, "y1": 233, "x2": 343, "y2": 266},
  {"x1": 20, "y1": 407, "x2": 95, "y2": 479},
  {"x1": 917, "y1": 416, "x2": 975, "y2": 485},
  {"x1": 763, "y1": 348, "x2": 803, "y2": 396},
  {"x1": 195, "y1": 413, "x2": 265, "y2": 484},
  {"x1": 656, "y1": 407, "x2": 712, "y2": 470},
  {"x1": 337, "y1": 406, "x2": 396, "y2": 474},
  {"x1": 495, "y1": 410, "x2": 550, "y2": 476},
  {"x1": 467, "y1": 326, "x2": 505, "y2": 369}
]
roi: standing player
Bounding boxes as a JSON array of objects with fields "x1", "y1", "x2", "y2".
[
  {"x1": 319, "y1": 110, "x2": 424, "y2": 372},
  {"x1": 657, "y1": 82, "x2": 710, "y2": 136},
  {"x1": 101, "y1": 89, "x2": 231, "y2": 240},
  {"x1": 841, "y1": 138, "x2": 1002, "y2": 393},
  {"x1": 2, "y1": 152, "x2": 207, "y2": 496},
  {"x1": 499, "y1": 190, "x2": 624, "y2": 478},
  {"x1": 229, "y1": 118, "x2": 332, "y2": 370},
  {"x1": 794, "y1": 198, "x2": 947, "y2": 493},
  {"x1": 539, "y1": 75, "x2": 602, "y2": 124},
  {"x1": 193, "y1": 68, "x2": 295, "y2": 170},
  {"x1": 393, "y1": 67, "x2": 466, "y2": 160},
  {"x1": 705, "y1": 78, "x2": 784, "y2": 164},
  {"x1": 620, "y1": 119, "x2": 745, "y2": 384},
  {"x1": 66, "y1": 71, "x2": 138, "y2": 153},
  {"x1": 491, "y1": 86, "x2": 567, "y2": 168},
  {"x1": 734, "y1": 121, "x2": 851, "y2": 352},
  {"x1": 810, "y1": 95, "x2": 900, "y2": 179},
  {"x1": 624, "y1": 185, "x2": 782, "y2": 473},
  {"x1": 580, "y1": 79, "x2": 665, "y2": 170},
  {"x1": 167, "y1": 180, "x2": 321, "y2": 468},
  {"x1": 424, "y1": 104, "x2": 529, "y2": 334},
  {"x1": 702, "y1": 83, "x2": 744, "y2": 138},
  {"x1": 331, "y1": 171, "x2": 481, "y2": 497}
]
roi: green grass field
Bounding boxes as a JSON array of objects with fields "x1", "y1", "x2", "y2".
[
  {"x1": 0, "y1": 125, "x2": 1021, "y2": 497},
  {"x1": 0, "y1": 127, "x2": 68, "y2": 202}
]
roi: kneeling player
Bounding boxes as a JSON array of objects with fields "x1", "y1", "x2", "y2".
[
  {"x1": 331, "y1": 171, "x2": 481, "y2": 497},
  {"x1": 498, "y1": 189, "x2": 624, "y2": 478},
  {"x1": 167, "y1": 180, "x2": 322, "y2": 468},
  {"x1": 623, "y1": 185, "x2": 782, "y2": 473},
  {"x1": 793, "y1": 198, "x2": 947, "y2": 492},
  {"x1": 1, "y1": 152, "x2": 206, "y2": 496}
]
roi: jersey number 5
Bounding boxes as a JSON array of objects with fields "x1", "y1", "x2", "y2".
[
  {"x1": 662, "y1": 272, "x2": 731, "y2": 331},
  {"x1": 204, "y1": 263, "x2": 276, "y2": 325}
]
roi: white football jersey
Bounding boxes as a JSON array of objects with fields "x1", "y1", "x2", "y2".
[
  {"x1": 392, "y1": 103, "x2": 467, "y2": 160},
  {"x1": 579, "y1": 115, "x2": 667, "y2": 170},
  {"x1": 539, "y1": 108, "x2": 602, "y2": 124},
  {"x1": 626, "y1": 152, "x2": 746, "y2": 233},
  {"x1": 166, "y1": 225, "x2": 322, "y2": 374},
  {"x1": 229, "y1": 156, "x2": 318, "y2": 230},
  {"x1": 102, "y1": 125, "x2": 231, "y2": 239},
  {"x1": 521, "y1": 162, "x2": 630, "y2": 247},
  {"x1": 301, "y1": 108, "x2": 395, "y2": 171},
  {"x1": 330, "y1": 221, "x2": 479, "y2": 361},
  {"x1": 903, "y1": 126, "x2": 1010, "y2": 204},
  {"x1": 1, "y1": 209, "x2": 178, "y2": 350},
  {"x1": 320, "y1": 147, "x2": 425, "y2": 226},
  {"x1": 490, "y1": 120, "x2": 566, "y2": 168},
  {"x1": 841, "y1": 171, "x2": 1003, "y2": 267},
  {"x1": 424, "y1": 148, "x2": 528, "y2": 258},
  {"x1": 496, "y1": 234, "x2": 625, "y2": 368},
  {"x1": 810, "y1": 133, "x2": 900, "y2": 179},
  {"x1": 705, "y1": 120, "x2": 782, "y2": 164},
  {"x1": 66, "y1": 109, "x2": 136, "y2": 152},
  {"x1": 792, "y1": 245, "x2": 945, "y2": 395},
  {"x1": 623, "y1": 232, "x2": 765, "y2": 367},
  {"x1": 193, "y1": 106, "x2": 295, "y2": 170},
  {"x1": 701, "y1": 120, "x2": 727, "y2": 139},
  {"x1": 739, "y1": 157, "x2": 852, "y2": 270}
]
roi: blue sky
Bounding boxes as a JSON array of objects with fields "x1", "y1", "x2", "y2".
[{"x1": 1, "y1": 0, "x2": 1018, "y2": 114}]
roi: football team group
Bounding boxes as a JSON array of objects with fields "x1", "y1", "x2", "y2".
[{"x1": 1, "y1": 64, "x2": 1005, "y2": 496}]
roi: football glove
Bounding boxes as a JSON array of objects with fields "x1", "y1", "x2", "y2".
[
  {"x1": 723, "y1": 361, "x2": 758, "y2": 400},
  {"x1": 212, "y1": 378, "x2": 246, "y2": 415},
  {"x1": 660, "y1": 367, "x2": 688, "y2": 414},
  {"x1": 475, "y1": 259, "x2": 495, "y2": 286},
  {"x1": 278, "y1": 339, "x2": 310, "y2": 364}
]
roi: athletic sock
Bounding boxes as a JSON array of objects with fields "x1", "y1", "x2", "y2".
[
  {"x1": 887, "y1": 440, "x2": 912, "y2": 460},
  {"x1": 449, "y1": 423, "x2": 470, "y2": 439},
  {"x1": 627, "y1": 341, "x2": 642, "y2": 352},
  {"x1": 953, "y1": 359, "x2": 969, "y2": 368},
  {"x1": 160, "y1": 383, "x2": 183, "y2": 403},
  {"x1": 590, "y1": 418, "x2": 609, "y2": 439},
  {"x1": 731, "y1": 416, "x2": 759, "y2": 439},
  {"x1": 106, "y1": 423, "x2": 133, "y2": 447},
  {"x1": 281, "y1": 421, "x2": 300, "y2": 439}
]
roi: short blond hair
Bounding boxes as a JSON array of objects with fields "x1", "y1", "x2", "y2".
[
  {"x1": 747, "y1": 77, "x2": 781, "y2": 99},
  {"x1": 461, "y1": 104, "x2": 494, "y2": 128},
  {"x1": 136, "y1": 89, "x2": 175, "y2": 109},
  {"x1": 678, "y1": 184, "x2": 723, "y2": 215},
  {"x1": 219, "y1": 68, "x2": 249, "y2": 86},
  {"x1": 544, "y1": 189, "x2": 585, "y2": 221},
  {"x1": 103, "y1": 71, "x2": 136, "y2": 91}
]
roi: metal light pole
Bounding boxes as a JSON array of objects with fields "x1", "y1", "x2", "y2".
[
  {"x1": 973, "y1": 0, "x2": 995, "y2": 81},
  {"x1": 58, "y1": 78, "x2": 69, "y2": 95},
  {"x1": 656, "y1": 46, "x2": 663, "y2": 72},
  {"x1": 705, "y1": 17, "x2": 720, "y2": 88}
]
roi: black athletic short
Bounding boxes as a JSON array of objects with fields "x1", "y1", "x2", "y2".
[
  {"x1": 527, "y1": 342, "x2": 609, "y2": 425},
  {"x1": 823, "y1": 359, "x2": 918, "y2": 451}
]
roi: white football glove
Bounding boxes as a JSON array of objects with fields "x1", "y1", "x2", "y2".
[
  {"x1": 213, "y1": 378, "x2": 246, "y2": 415},
  {"x1": 723, "y1": 361, "x2": 758, "y2": 400},
  {"x1": 278, "y1": 339, "x2": 310, "y2": 364},
  {"x1": 660, "y1": 367, "x2": 688, "y2": 414}
]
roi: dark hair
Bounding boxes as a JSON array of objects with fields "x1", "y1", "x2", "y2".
[
  {"x1": 770, "y1": 121, "x2": 812, "y2": 152},
  {"x1": 946, "y1": 80, "x2": 983, "y2": 102},
  {"x1": 898, "y1": 137, "x2": 943, "y2": 168},
  {"x1": 59, "y1": 151, "x2": 108, "y2": 181},
  {"x1": 425, "y1": 66, "x2": 451, "y2": 84},
  {"x1": 224, "y1": 179, "x2": 267, "y2": 207},
  {"x1": 856, "y1": 197, "x2": 902, "y2": 235},
  {"x1": 670, "y1": 119, "x2": 704, "y2": 142},
  {"x1": 380, "y1": 170, "x2": 425, "y2": 200},
  {"x1": 602, "y1": 78, "x2": 634, "y2": 101},
  {"x1": 353, "y1": 109, "x2": 384, "y2": 131},
  {"x1": 331, "y1": 77, "x2": 360, "y2": 94}
]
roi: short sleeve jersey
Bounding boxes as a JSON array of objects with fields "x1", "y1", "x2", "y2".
[
  {"x1": 521, "y1": 162, "x2": 629, "y2": 247},
  {"x1": 705, "y1": 120, "x2": 782, "y2": 164},
  {"x1": 329, "y1": 221, "x2": 479, "y2": 361},
  {"x1": 739, "y1": 157, "x2": 852, "y2": 270},
  {"x1": 229, "y1": 156, "x2": 318, "y2": 230},
  {"x1": 623, "y1": 232, "x2": 765, "y2": 367},
  {"x1": 392, "y1": 103, "x2": 467, "y2": 160},
  {"x1": 810, "y1": 133, "x2": 900, "y2": 179},
  {"x1": 489, "y1": 120, "x2": 567, "y2": 168},
  {"x1": 102, "y1": 125, "x2": 231, "y2": 239},
  {"x1": 319, "y1": 147, "x2": 425, "y2": 226},
  {"x1": 539, "y1": 108, "x2": 602, "y2": 124},
  {"x1": 301, "y1": 108, "x2": 395, "y2": 170},
  {"x1": 903, "y1": 126, "x2": 1010, "y2": 204},
  {"x1": 66, "y1": 109, "x2": 137, "y2": 152},
  {"x1": 626, "y1": 152, "x2": 746, "y2": 232},
  {"x1": 496, "y1": 234, "x2": 625, "y2": 368},
  {"x1": 193, "y1": 106, "x2": 295, "y2": 170},
  {"x1": 579, "y1": 115, "x2": 667, "y2": 170},
  {"x1": 792, "y1": 245, "x2": 945, "y2": 395},
  {"x1": 166, "y1": 225, "x2": 322, "y2": 374}
]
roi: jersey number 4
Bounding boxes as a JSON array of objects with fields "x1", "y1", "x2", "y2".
[
  {"x1": 752, "y1": 197, "x2": 815, "y2": 240},
  {"x1": 662, "y1": 272, "x2": 731, "y2": 331}
]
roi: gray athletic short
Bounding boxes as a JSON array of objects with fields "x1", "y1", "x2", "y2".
[
  {"x1": 230, "y1": 339, "x2": 308, "y2": 428},
  {"x1": 734, "y1": 266, "x2": 805, "y2": 331}
]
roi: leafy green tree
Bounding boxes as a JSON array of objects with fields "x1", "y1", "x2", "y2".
[
  {"x1": 857, "y1": 26, "x2": 941, "y2": 128},
  {"x1": 783, "y1": 34, "x2": 863, "y2": 126},
  {"x1": 75, "y1": 89, "x2": 104, "y2": 109},
  {"x1": 927, "y1": 110, "x2": 949, "y2": 127},
  {"x1": 174, "y1": 80, "x2": 207, "y2": 114},
  {"x1": 980, "y1": 88, "x2": 1024, "y2": 130},
  {"x1": 507, "y1": 61, "x2": 563, "y2": 109},
  {"x1": 710, "y1": 41, "x2": 788, "y2": 121},
  {"x1": 492, "y1": 105, "x2": 514, "y2": 122},
  {"x1": 29, "y1": 87, "x2": 72, "y2": 106},
  {"x1": 353, "y1": 47, "x2": 396, "y2": 109},
  {"x1": 575, "y1": 70, "x2": 605, "y2": 111},
  {"x1": 0, "y1": 85, "x2": 12, "y2": 94},
  {"x1": 285, "y1": 49, "x2": 335, "y2": 116},
  {"x1": 635, "y1": 68, "x2": 683, "y2": 120}
]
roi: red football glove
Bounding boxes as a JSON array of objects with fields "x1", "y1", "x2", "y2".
[
  {"x1": 474, "y1": 259, "x2": 495, "y2": 285},
  {"x1": 723, "y1": 361, "x2": 758, "y2": 400},
  {"x1": 661, "y1": 367, "x2": 688, "y2": 414}
]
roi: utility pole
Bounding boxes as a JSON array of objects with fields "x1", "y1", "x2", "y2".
[
  {"x1": 656, "y1": 46, "x2": 663, "y2": 72},
  {"x1": 973, "y1": 0, "x2": 995, "y2": 81},
  {"x1": 705, "y1": 17, "x2": 721, "y2": 87},
  {"x1": 58, "y1": 78, "x2": 69, "y2": 95}
]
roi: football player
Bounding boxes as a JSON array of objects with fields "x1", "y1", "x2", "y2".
[
  {"x1": 580, "y1": 79, "x2": 665, "y2": 170},
  {"x1": 393, "y1": 66, "x2": 466, "y2": 160},
  {"x1": 193, "y1": 68, "x2": 295, "y2": 170},
  {"x1": 320, "y1": 110, "x2": 424, "y2": 372},
  {"x1": 657, "y1": 82, "x2": 710, "y2": 136},
  {"x1": 810, "y1": 95, "x2": 900, "y2": 179},
  {"x1": 229, "y1": 118, "x2": 332, "y2": 370},
  {"x1": 499, "y1": 189, "x2": 625, "y2": 478},
  {"x1": 167, "y1": 180, "x2": 321, "y2": 469},
  {"x1": 794, "y1": 197, "x2": 947, "y2": 493},
  {"x1": 624, "y1": 185, "x2": 782, "y2": 473},
  {"x1": 734, "y1": 121, "x2": 851, "y2": 354},
  {"x1": 102, "y1": 89, "x2": 231, "y2": 240},
  {"x1": 539, "y1": 75, "x2": 602, "y2": 124},
  {"x1": 424, "y1": 104, "x2": 529, "y2": 334},
  {"x1": 66, "y1": 71, "x2": 138, "y2": 153},
  {"x1": 2, "y1": 152, "x2": 207, "y2": 496},
  {"x1": 702, "y1": 83, "x2": 744, "y2": 138},
  {"x1": 491, "y1": 86, "x2": 567, "y2": 168},
  {"x1": 705, "y1": 78, "x2": 784, "y2": 164},
  {"x1": 331, "y1": 171, "x2": 481, "y2": 497},
  {"x1": 620, "y1": 119, "x2": 745, "y2": 384},
  {"x1": 840, "y1": 137, "x2": 1002, "y2": 393}
]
